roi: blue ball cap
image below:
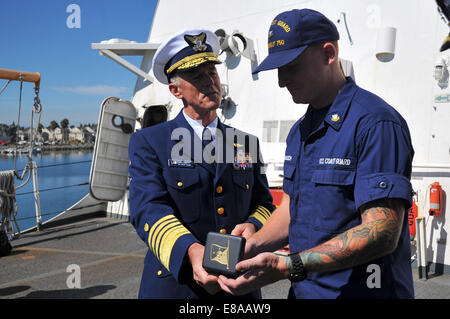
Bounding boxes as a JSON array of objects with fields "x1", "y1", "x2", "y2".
[{"x1": 253, "y1": 9, "x2": 339, "y2": 74}]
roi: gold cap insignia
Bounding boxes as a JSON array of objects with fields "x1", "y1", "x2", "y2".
[{"x1": 184, "y1": 32, "x2": 207, "y2": 52}]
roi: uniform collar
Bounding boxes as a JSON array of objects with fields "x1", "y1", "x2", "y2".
[
  {"x1": 171, "y1": 109, "x2": 219, "y2": 175},
  {"x1": 182, "y1": 109, "x2": 218, "y2": 141},
  {"x1": 172, "y1": 109, "x2": 219, "y2": 138},
  {"x1": 323, "y1": 77, "x2": 358, "y2": 131}
]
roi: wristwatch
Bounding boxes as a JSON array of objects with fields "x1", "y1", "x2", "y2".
[{"x1": 288, "y1": 253, "x2": 307, "y2": 282}]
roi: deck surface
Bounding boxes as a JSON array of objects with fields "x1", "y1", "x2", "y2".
[{"x1": 0, "y1": 216, "x2": 448, "y2": 299}]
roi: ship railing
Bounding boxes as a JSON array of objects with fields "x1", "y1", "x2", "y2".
[{"x1": 3, "y1": 159, "x2": 98, "y2": 237}]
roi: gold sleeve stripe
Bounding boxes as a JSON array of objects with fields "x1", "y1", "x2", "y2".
[
  {"x1": 257, "y1": 205, "x2": 272, "y2": 219},
  {"x1": 153, "y1": 219, "x2": 179, "y2": 256},
  {"x1": 148, "y1": 215, "x2": 177, "y2": 251},
  {"x1": 148, "y1": 214, "x2": 192, "y2": 271},
  {"x1": 159, "y1": 226, "x2": 191, "y2": 271},
  {"x1": 249, "y1": 205, "x2": 272, "y2": 225}
]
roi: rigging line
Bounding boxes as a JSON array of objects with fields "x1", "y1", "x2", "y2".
[
  {"x1": 0, "y1": 80, "x2": 11, "y2": 96},
  {"x1": 35, "y1": 160, "x2": 92, "y2": 169},
  {"x1": 0, "y1": 170, "x2": 21, "y2": 235},
  {"x1": 15, "y1": 182, "x2": 89, "y2": 196},
  {"x1": 14, "y1": 77, "x2": 24, "y2": 172},
  {"x1": 13, "y1": 160, "x2": 92, "y2": 173}
]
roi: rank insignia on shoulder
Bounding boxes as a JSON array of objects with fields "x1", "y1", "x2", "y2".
[
  {"x1": 168, "y1": 159, "x2": 194, "y2": 168},
  {"x1": 331, "y1": 113, "x2": 340, "y2": 122}
]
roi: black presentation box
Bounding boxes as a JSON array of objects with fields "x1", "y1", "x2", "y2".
[{"x1": 202, "y1": 232, "x2": 246, "y2": 277}]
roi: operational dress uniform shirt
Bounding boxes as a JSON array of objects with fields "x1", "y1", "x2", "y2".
[
  {"x1": 128, "y1": 110, "x2": 274, "y2": 298},
  {"x1": 283, "y1": 77, "x2": 415, "y2": 298}
]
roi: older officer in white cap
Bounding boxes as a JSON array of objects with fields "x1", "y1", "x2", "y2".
[{"x1": 128, "y1": 28, "x2": 275, "y2": 299}]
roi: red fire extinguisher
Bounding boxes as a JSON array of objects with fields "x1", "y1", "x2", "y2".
[
  {"x1": 408, "y1": 198, "x2": 418, "y2": 237},
  {"x1": 429, "y1": 182, "x2": 443, "y2": 217}
]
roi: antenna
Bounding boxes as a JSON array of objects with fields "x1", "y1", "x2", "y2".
[{"x1": 337, "y1": 12, "x2": 353, "y2": 46}]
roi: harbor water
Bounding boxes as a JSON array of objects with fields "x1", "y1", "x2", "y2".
[{"x1": 0, "y1": 150, "x2": 93, "y2": 232}]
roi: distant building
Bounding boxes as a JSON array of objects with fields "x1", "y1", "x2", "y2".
[
  {"x1": 69, "y1": 127, "x2": 83, "y2": 143},
  {"x1": 0, "y1": 124, "x2": 96, "y2": 145},
  {"x1": 53, "y1": 127, "x2": 68, "y2": 143},
  {"x1": 17, "y1": 129, "x2": 29, "y2": 144},
  {"x1": 40, "y1": 128, "x2": 55, "y2": 142},
  {"x1": 54, "y1": 127, "x2": 62, "y2": 143}
]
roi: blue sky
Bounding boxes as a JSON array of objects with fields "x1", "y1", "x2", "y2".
[{"x1": 0, "y1": 0, "x2": 158, "y2": 126}]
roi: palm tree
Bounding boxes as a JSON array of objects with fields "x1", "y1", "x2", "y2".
[
  {"x1": 49, "y1": 120, "x2": 59, "y2": 130},
  {"x1": 60, "y1": 119, "x2": 69, "y2": 144},
  {"x1": 60, "y1": 118, "x2": 69, "y2": 129}
]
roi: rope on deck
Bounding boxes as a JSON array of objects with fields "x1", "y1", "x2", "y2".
[{"x1": 0, "y1": 170, "x2": 18, "y2": 256}]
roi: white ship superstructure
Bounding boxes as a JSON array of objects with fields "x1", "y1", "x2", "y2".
[
  {"x1": 1, "y1": 1, "x2": 449, "y2": 298},
  {"x1": 90, "y1": 0, "x2": 450, "y2": 276}
]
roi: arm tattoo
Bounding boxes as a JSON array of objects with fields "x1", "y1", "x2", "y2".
[{"x1": 299, "y1": 198, "x2": 405, "y2": 274}]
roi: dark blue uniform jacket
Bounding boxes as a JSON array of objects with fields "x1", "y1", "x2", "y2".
[{"x1": 128, "y1": 110, "x2": 274, "y2": 298}]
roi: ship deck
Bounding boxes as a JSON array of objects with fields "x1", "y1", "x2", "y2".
[{"x1": 0, "y1": 213, "x2": 449, "y2": 299}]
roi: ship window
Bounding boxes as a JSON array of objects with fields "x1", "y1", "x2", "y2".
[
  {"x1": 279, "y1": 120, "x2": 295, "y2": 142},
  {"x1": 262, "y1": 120, "x2": 278, "y2": 143}
]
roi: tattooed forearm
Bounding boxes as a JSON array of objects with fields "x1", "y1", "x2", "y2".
[{"x1": 299, "y1": 198, "x2": 405, "y2": 274}]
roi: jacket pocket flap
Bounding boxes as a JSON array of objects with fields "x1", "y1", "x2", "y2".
[
  {"x1": 311, "y1": 169, "x2": 355, "y2": 186},
  {"x1": 164, "y1": 168, "x2": 200, "y2": 189},
  {"x1": 232, "y1": 171, "x2": 253, "y2": 189},
  {"x1": 283, "y1": 162, "x2": 296, "y2": 179}
]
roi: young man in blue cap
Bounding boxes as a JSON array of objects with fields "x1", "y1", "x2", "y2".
[
  {"x1": 218, "y1": 9, "x2": 415, "y2": 298},
  {"x1": 128, "y1": 28, "x2": 274, "y2": 298}
]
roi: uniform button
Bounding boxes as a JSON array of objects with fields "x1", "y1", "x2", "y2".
[
  {"x1": 177, "y1": 181, "x2": 183, "y2": 187},
  {"x1": 220, "y1": 228, "x2": 226, "y2": 234},
  {"x1": 157, "y1": 270, "x2": 162, "y2": 276},
  {"x1": 144, "y1": 223, "x2": 149, "y2": 232},
  {"x1": 216, "y1": 186, "x2": 223, "y2": 194},
  {"x1": 379, "y1": 181, "x2": 387, "y2": 189},
  {"x1": 217, "y1": 207, "x2": 225, "y2": 215},
  {"x1": 245, "y1": 184, "x2": 250, "y2": 190}
]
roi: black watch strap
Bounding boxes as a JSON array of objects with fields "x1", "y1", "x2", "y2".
[{"x1": 288, "y1": 253, "x2": 307, "y2": 282}]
